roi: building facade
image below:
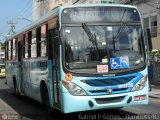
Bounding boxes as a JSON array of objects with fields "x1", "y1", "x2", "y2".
[
  {"x1": 137, "y1": 0, "x2": 160, "y2": 50},
  {"x1": 116, "y1": 0, "x2": 160, "y2": 50},
  {"x1": 32, "y1": 0, "x2": 114, "y2": 21},
  {"x1": 33, "y1": 0, "x2": 77, "y2": 21}
]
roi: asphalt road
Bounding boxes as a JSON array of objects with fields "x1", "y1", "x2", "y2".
[{"x1": 0, "y1": 78, "x2": 160, "y2": 120}]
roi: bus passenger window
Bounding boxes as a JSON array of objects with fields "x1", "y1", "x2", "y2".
[
  {"x1": 31, "y1": 30, "x2": 37, "y2": 58},
  {"x1": 41, "y1": 25, "x2": 47, "y2": 57},
  {"x1": 25, "y1": 34, "x2": 29, "y2": 58},
  {"x1": 12, "y1": 39, "x2": 16, "y2": 59},
  {"x1": 8, "y1": 41, "x2": 11, "y2": 60}
]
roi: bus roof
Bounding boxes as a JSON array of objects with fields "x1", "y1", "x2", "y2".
[
  {"x1": 59, "y1": 3, "x2": 137, "y2": 10},
  {"x1": 5, "y1": 3, "x2": 138, "y2": 42}
]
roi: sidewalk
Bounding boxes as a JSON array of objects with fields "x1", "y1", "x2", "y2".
[{"x1": 149, "y1": 85, "x2": 160, "y2": 99}]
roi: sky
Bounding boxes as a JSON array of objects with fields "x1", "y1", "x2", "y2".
[{"x1": 0, "y1": 0, "x2": 32, "y2": 42}]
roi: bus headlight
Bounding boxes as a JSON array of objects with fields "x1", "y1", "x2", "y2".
[
  {"x1": 131, "y1": 75, "x2": 147, "y2": 91},
  {"x1": 62, "y1": 81, "x2": 87, "y2": 96}
]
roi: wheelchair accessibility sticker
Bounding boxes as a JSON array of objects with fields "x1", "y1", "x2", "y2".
[{"x1": 110, "y1": 56, "x2": 129, "y2": 69}]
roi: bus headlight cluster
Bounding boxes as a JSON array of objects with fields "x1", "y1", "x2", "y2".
[
  {"x1": 131, "y1": 75, "x2": 147, "y2": 91},
  {"x1": 62, "y1": 81, "x2": 87, "y2": 96}
]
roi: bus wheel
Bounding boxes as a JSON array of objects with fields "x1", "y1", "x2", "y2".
[{"x1": 41, "y1": 84, "x2": 52, "y2": 112}]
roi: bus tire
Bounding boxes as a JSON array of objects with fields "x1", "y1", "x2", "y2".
[
  {"x1": 41, "y1": 82, "x2": 52, "y2": 112},
  {"x1": 13, "y1": 78, "x2": 21, "y2": 98}
]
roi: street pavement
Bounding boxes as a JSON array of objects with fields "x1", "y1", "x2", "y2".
[
  {"x1": 0, "y1": 78, "x2": 160, "y2": 120},
  {"x1": 149, "y1": 85, "x2": 160, "y2": 99}
]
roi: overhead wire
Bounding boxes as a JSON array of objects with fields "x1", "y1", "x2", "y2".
[{"x1": 0, "y1": 0, "x2": 32, "y2": 36}]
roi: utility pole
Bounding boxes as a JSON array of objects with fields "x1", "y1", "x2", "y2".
[{"x1": 7, "y1": 21, "x2": 18, "y2": 35}]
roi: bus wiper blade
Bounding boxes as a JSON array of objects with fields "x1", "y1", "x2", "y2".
[
  {"x1": 115, "y1": 8, "x2": 126, "y2": 40},
  {"x1": 82, "y1": 23, "x2": 99, "y2": 60},
  {"x1": 114, "y1": 22, "x2": 127, "y2": 40},
  {"x1": 82, "y1": 23, "x2": 97, "y2": 46},
  {"x1": 112, "y1": 22, "x2": 127, "y2": 50},
  {"x1": 113, "y1": 8, "x2": 127, "y2": 43}
]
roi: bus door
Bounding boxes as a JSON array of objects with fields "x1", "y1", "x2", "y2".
[
  {"x1": 17, "y1": 41, "x2": 24, "y2": 94},
  {"x1": 49, "y1": 28, "x2": 61, "y2": 108}
]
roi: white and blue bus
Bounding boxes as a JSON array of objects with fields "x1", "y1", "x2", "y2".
[{"x1": 5, "y1": 4, "x2": 149, "y2": 113}]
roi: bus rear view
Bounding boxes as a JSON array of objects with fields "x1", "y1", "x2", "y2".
[{"x1": 60, "y1": 5, "x2": 148, "y2": 113}]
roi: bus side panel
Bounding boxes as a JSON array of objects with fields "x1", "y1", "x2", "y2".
[
  {"x1": 48, "y1": 60, "x2": 54, "y2": 107},
  {"x1": 23, "y1": 60, "x2": 32, "y2": 98},
  {"x1": 6, "y1": 62, "x2": 13, "y2": 89},
  {"x1": 29, "y1": 59, "x2": 48, "y2": 102},
  {"x1": 6, "y1": 61, "x2": 19, "y2": 90}
]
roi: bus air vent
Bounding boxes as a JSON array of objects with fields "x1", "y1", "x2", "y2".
[{"x1": 95, "y1": 96, "x2": 125, "y2": 104}]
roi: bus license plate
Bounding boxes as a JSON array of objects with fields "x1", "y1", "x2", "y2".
[{"x1": 97, "y1": 65, "x2": 108, "y2": 73}]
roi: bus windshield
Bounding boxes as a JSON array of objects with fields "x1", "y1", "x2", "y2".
[
  {"x1": 61, "y1": 7, "x2": 145, "y2": 74},
  {"x1": 62, "y1": 25, "x2": 145, "y2": 74}
]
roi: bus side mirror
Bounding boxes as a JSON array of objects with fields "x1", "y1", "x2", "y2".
[{"x1": 146, "y1": 28, "x2": 153, "y2": 51}]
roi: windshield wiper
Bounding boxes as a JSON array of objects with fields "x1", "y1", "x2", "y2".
[
  {"x1": 115, "y1": 22, "x2": 127, "y2": 39},
  {"x1": 82, "y1": 23, "x2": 97, "y2": 46},
  {"x1": 112, "y1": 8, "x2": 127, "y2": 49},
  {"x1": 82, "y1": 23, "x2": 99, "y2": 59}
]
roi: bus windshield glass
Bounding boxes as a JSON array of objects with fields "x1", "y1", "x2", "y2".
[{"x1": 61, "y1": 7, "x2": 145, "y2": 74}]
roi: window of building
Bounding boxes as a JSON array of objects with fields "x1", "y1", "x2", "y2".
[
  {"x1": 143, "y1": 17, "x2": 149, "y2": 29},
  {"x1": 151, "y1": 16, "x2": 157, "y2": 38},
  {"x1": 143, "y1": 17, "x2": 149, "y2": 39},
  {"x1": 41, "y1": 24, "x2": 47, "y2": 57},
  {"x1": 31, "y1": 30, "x2": 37, "y2": 58}
]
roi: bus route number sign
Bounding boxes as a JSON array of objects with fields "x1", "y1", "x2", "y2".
[{"x1": 97, "y1": 65, "x2": 108, "y2": 73}]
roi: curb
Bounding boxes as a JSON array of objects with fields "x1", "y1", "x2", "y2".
[{"x1": 149, "y1": 95, "x2": 160, "y2": 99}]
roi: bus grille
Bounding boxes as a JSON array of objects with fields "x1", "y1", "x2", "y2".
[
  {"x1": 81, "y1": 76, "x2": 135, "y2": 87},
  {"x1": 95, "y1": 96, "x2": 125, "y2": 104},
  {"x1": 80, "y1": 75, "x2": 139, "y2": 95},
  {"x1": 89, "y1": 88, "x2": 128, "y2": 93}
]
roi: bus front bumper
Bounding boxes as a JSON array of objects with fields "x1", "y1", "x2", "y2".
[{"x1": 62, "y1": 85, "x2": 149, "y2": 113}]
